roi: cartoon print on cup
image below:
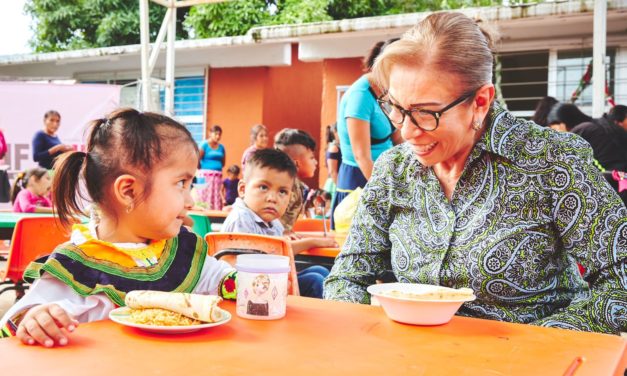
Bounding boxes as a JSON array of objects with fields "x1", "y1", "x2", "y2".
[{"x1": 246, "y1": 274, "x2": 270, "y2": 316}]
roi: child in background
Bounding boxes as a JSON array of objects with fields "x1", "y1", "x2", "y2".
[
  {"x1": 10, "y1": 168, "x2": 53, "y2": 213},
  {"x1": 273, "y1": 129, "x2": 337, "y2": 246},
  {"x1": 305, "y1": 190, "x2": 332, "y2": 219},
  {"x1": 221, "y1": 164, "x2": 240, "y2": 207},
  {"x1": 0, "y1": 109, "x2": 236, "y2": 346},
  {"x1": 241, "y1": 124, "x2": 269, "y2": 167},
  {"x1": 221, "y1": 149, "x2": 332, "y2": 298}
]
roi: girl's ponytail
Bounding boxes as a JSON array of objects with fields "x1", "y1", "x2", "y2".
[
  {"x1": 9, "y1": 172, "x2": 27, "y2": 204},
  {"x1": 52, "y1": 151, "x2": 88, "y2": 229}
]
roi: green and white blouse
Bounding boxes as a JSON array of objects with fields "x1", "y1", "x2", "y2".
[{"x1": 324, "y1": 104, "x2": 627, "y2": 334}]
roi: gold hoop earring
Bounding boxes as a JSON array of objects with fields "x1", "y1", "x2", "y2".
[{"x1": 472, "y1": 119, "x2": 482, "y2": 131}]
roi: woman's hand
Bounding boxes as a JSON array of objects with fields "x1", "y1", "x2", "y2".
[{"x1": 16, "y1": 304, "x2": 79, "y2": 347}]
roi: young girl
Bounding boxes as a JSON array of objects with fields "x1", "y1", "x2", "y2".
[
  {"x1": 0, "y1": 109, "x2": 237, "y2": 346},
  {"x1": 240, "y1": 124, "x2": 268, "y2": 167},
  {"x1": 10, "y1": 167, "x2": 53, "y2": 213},
  {"x1": 221, "y1": 164, "x2": 240, "y2": 207}
]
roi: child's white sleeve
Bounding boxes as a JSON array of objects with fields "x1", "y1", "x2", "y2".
[
  {"x1": 192, "y1": 257, "x2": 236, "y2": 295},
  {"x1": 0, "y1": 273, "x2": 116, "y2": 327}
]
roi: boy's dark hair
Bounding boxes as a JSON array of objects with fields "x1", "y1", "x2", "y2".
[
  {"x1": 274, "y1": 128, "x2": 316, "y2": 151},
  {"x1": 10, "y1": 167, "x2": 48, "y2": 204},
  {"x1": 244, "y1": 149, "x2": 297, "y2": 180},
  {"x1": 52, "y1": 108, "x2": 198, "y2": 228},
  {"x1": 210, "y1": 124, "x2": 222, "y2": 133},
  {"x1": 227, "y1": 164, "x2": 241, "y2": 175},
  {"x1": 609, "y1": 105, "x2": 627, "y2": 123}
]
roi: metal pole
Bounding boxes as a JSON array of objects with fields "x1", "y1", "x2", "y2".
[
  {"x1": 148, "y1": 7, "x2": 171, "y2": 74},
  {"x1": 139, "y1": 0, "x2": 152, "y2": 111},
  {"x1": 592, "y1": 0, "x2": 607, "y2": 118},
  {"x1": 165, "y1": 1, "x2": 176, "y2": 116}
]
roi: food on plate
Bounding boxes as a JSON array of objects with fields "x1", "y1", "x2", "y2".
[
  {"x1": 129, "y1": 308, "x2": 201, "y2": 326},
  {"x1": 125, "y1": 290, "x2": 227, "y2": 326},
  {"x1": 381, "y1": 286, "x2": 475, "y2": 301}
]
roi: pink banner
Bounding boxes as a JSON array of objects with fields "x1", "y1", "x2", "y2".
[{"x1": 0, "y1": 81, "x2": 121, "y2": 172}]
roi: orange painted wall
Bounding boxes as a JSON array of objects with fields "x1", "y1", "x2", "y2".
[
  {"x1": 262, "y1": 45, "x2": 323, "y2": 188},
  {"x1": 206, "y1": 67, "x2": 267, "y2": 174},
  {"x1": 205, "y1": 45, "x2": 325, "y2": 188},
  {"x1": 205, "y1": 51, "x2": 364, "y2": 190},
  {"x1": 317, "y1": 57, "x2": 362, "y2": 187}
]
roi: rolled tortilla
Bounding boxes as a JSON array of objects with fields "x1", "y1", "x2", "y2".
[{"x1": 125, "y1": 290, "x2": 227, "y2": 323}]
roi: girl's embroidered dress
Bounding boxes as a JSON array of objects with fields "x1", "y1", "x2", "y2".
[{"x1": 1, "y1": 224, "x2": 236, "y2": 337}]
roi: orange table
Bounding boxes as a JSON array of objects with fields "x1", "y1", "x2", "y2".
[{"x1": 1, "y1": 297, "x2": 625, "y2": 375}]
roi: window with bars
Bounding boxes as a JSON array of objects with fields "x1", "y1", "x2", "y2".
[
  {"x1": 159, "y1": 76, "x2": 206, "y2": 145},
  {"x1": 497, "y1": 51, "x2": 549, "y2": 116},
  {"x1": 555, "y1": 49, "x2": 615, "y2": 107}
]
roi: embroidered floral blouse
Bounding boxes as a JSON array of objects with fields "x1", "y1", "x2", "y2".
[{"x1": 324, "y1": 104, "x2": 627, "y2": 334}]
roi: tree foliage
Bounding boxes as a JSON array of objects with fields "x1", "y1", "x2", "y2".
[
  {"x1": 25, "y1": 0, "x2": 189, "y2": 52},
  {"x1": 26, "y1": 0, "x2": 537, "y2": 52}
]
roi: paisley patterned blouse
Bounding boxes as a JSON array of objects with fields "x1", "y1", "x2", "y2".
[{"x1": 324, "y1": 104, "x2": 627, "y2": 334}]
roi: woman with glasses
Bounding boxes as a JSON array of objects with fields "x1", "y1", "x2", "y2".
[
  {"x1": 330, "y1": 38, "x2": 401, "y2": 230},
  {"x1": 324, "y1": 12, "x2": 627, "y2": 335}
]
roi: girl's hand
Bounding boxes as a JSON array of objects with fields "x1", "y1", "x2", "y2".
[{"x1": 16, "y1": 304, "x2": 79, "y2": 347}]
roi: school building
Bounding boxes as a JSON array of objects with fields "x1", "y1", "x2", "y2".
[{"x1": 1, "y1": 0, "x2": 626, "y2": 187}]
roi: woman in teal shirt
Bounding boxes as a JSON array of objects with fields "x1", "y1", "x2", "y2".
[
  {"x1": 331, "y1": 38, "x2": 400, "y2": 229},
  {"x1": 324, "y1": 12, "x2": 627, "y2": 335},
  {"x1": 198, "y1": 125, "x2": 226, "y2": 210}
]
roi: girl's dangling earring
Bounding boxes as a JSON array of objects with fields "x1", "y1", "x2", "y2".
[{"x1": 126, "y1": 203, "x2": 134, "y2": 214}]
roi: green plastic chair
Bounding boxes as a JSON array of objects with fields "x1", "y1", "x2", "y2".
[{"x1": 189, "y1": 213, "x2": 212, "y2": 238}]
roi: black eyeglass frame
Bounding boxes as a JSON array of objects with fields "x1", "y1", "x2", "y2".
[{"x1": 377, "y1": 90, "x2": 477, "y2": 132}]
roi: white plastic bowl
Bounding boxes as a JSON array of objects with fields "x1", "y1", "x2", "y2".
[{"x1": 367, "y1": 283, "x2": 476, "y2": 325}]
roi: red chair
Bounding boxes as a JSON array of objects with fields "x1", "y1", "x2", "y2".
[{"x1": 0, "y1": 217, "x2": 71, "y2": 300}]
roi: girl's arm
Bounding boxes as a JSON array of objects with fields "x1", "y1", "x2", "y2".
[
  {"x1": 346, "y1": 117, "x2": 373, "y2": 179},
  {"x1": 14, "y1": 191, "x2": 37, "y2": 213},
  {"x1": 33, "y1": 206, "x2": 53, "y2": 213},
  {"x1": 220, "y1": 183, "x2": 226, "y2": 205},
  {"x1": 192, "y1": 255, "x2": 237, "y2": 300},
  {"x1": 327, "y1": 143, "x2": 340, "y2": 184},
  {"x1": 289, "y1": 237, "x2": 338, "y2": 254},
  {"x1": 221, "y1": 145, "x2": 226, "y2": 169},
  {"x1": 1, "y1": 274, "x2": 116, "y2": 345}
]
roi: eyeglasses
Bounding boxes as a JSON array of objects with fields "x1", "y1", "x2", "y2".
[{"x1": 377, "y1": 90, "x2": 476, "y2": 132}]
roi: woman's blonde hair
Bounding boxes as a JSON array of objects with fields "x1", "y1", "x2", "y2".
[{"x1": 373, "y1": 12, "x2": 497, "y2": 95}]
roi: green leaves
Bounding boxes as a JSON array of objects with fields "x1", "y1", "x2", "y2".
[
  {"x1": 26, "y1": 0, "x2": 536, "y2": 52},
  {"x1": 184, "y1": 0, "x2": 271, "y2": 38},
  {"x1": 26, "y1": 0, "x2": 185, "y2": 52}
]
